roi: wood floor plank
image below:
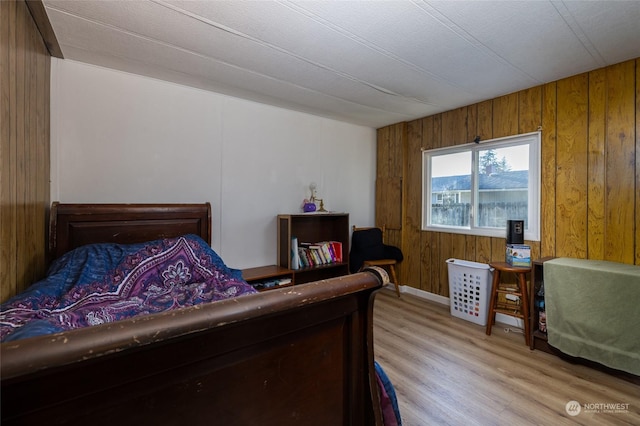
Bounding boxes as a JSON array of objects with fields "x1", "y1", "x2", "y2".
[{"x1": 373, "y1": 290, "x2": 640, "y2": 426}]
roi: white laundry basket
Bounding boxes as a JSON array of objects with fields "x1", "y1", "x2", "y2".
[{"x1": 446, "y1": 259, "x2": 494, "y2": 326}]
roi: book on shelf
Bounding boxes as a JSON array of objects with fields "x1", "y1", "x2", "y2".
[
  {"x1": 278, "y1": 277, "x2": 292, "y2": 286},
  {"x1": 314, "y1": 245, "x2": 329, "y2": 264},
  {"x1": 310, "y1": 246, "x2": 324, "y2": 264},
  {"x1": 297, "y1": 247, "x2": 310, "y2": 267},
  {"x1": 296, "y1": 241, "x2": 343, "y2": 267},
  {"x1": 320, "y1": 243, "x2": 333, "y2": 264},
  {"x1": 328, "y1": 241, "x2": 343, "y2": 263},
  {"x1": 291, "y1": 237, "x2": 300, "y2": 270},
  {"x1": 252, "y1": 277, "x2": 293, "y2": 291}
]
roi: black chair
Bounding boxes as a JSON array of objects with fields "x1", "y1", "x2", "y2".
[{"x1": 350, "y1": 226, "x2": 403, "y2": 297}]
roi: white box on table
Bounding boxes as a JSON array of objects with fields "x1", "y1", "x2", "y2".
[{"x1": 506, "y1": 244, "x2": 531, "y2": 267}]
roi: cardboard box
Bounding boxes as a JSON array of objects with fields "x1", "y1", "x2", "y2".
[{"x1": 506, "y1": 244, "x2": 531, "y2": 267}]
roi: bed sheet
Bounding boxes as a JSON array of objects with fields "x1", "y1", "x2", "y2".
[{"x1": 1, "y1": 235, "x2": 255, "y2": 342}]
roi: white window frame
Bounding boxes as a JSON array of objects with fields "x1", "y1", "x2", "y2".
[{"x1": 422, "y1": 131, "x2": 540, "y2": 241}]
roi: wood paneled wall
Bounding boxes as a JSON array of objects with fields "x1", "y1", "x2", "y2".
[
  {"x1": 376, "y1": 122, "x2": 405, "y2": 250},
  {"x1": 1, "y1": 0, "x2": 51, "y2": 302},
  {"x1": 377, "y1": 59, "x2": 639, "y2": 296}
]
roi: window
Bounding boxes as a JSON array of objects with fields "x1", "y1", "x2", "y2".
[{"x1": 422, "y1": 132, "x2": 540, "y2": 241}]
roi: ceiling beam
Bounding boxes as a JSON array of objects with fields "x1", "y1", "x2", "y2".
[{"x1": 25, "y1": 0, "x2": 63, "y2": 58}]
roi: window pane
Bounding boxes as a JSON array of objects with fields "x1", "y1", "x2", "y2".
[
  {"x1": 422, "y1": 131, "x2": 540, "y2": 240},
  {"x1": 430, "y1": 152, "x2": 471, "y2": 227},
  {"x1": 477, "y1": 145, "x2": 529, "y2": 229}
]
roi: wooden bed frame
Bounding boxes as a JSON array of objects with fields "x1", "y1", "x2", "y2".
[{"x1": 1, "y1": 203, "x2": 385, "y2": 425}]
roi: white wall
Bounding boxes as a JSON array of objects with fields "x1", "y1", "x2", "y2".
[{"x1": 50, "y1": 59, "x2": 377, "y2": 270}]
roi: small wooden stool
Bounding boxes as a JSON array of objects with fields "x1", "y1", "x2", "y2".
[{"x1": 485, "y1": 262, "x2": 531, "y2": 344}]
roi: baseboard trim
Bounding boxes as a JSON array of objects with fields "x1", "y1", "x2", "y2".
[
  {"x1": 392, "y1": 284, "x2": 524, "y2": 329},
  {"x1": 397, "y1": 284, "x2": 450, "y2": 305}
]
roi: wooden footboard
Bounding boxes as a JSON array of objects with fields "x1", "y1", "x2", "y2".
[{"x1": 1, "y1": 272, "x2": 383, "y2": 425}]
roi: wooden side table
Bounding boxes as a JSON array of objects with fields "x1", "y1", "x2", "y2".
[{"x1": 485, "y1": 262, "x2": 531, "y2": 345}]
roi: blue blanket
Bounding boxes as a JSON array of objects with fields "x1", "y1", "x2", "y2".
[{"x1": 1, "y1": 235, "x2": 256, "y2": 342}]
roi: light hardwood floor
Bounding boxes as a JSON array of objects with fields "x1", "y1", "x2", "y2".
[{"x1": 373, "y1": 289, "x2": 640, "y2": 426}]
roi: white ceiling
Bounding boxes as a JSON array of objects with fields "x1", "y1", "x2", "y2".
[{"x1": 43, "y1": 0, "x2": 640, "y2": 128}]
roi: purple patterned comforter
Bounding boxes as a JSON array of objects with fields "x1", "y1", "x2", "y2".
[{"x1": 1, "y1": 235, "x2": 256, "y2": 342}]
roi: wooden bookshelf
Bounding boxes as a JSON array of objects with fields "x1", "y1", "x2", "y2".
[
  {"x1": 277, "y1": 213, "x2": 349, "y2": 284},
  {"x1": 530, "y1": 256, "x2": 555, "y2": 352}
]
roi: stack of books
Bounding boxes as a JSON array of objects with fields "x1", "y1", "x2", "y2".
[
  {"x1": 297, "y1": 241, "x2": 343, "y2": 268},
  {"x1": 252, "y1": 277, "x2": 292, "y2": 291}
]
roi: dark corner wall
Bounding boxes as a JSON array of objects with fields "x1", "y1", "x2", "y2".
[{"x1": 1, "y1": 0, "x2": 53, "y2": 302}]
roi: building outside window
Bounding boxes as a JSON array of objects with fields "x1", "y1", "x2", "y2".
[{"x1": 422, "y1": 132, "x2": 540, "y2": 241}]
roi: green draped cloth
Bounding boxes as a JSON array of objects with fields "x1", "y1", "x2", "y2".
[{"x1": 544, "y1": 258, "x2": 640, "y2": 376}]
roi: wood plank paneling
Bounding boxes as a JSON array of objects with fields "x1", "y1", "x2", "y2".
[
  {"x1": 376, "y1": 126, "x2": 389, "y2": 177},
  {"x1": 375, "y1": 123, "x2": 404, "y2": 233},
  {"x1": 451, "y1": 234, "x2": 466, "y2": 263},
  {"x1": 465, "y1": 104, "x2": 478, "y2": 143},
  {"x1": 403, "y1": 119, "x2": 423, "y2": 287},
  {"x1": 490, "y1": 237, "x2": 505, "y2": 263},
  {"x1": 429, "y1": 115, "x2": 442, "y2": 150},
  {"x1": 377, "y1": 59, "x2": 639, "y2": 297},
  {"x1": 420, "y1": 117, "x2": 439, "y2": 292},
  {"x1": 588, "y1": 68, "x2": 606, "y2": 260},
  {"x1": 464, "y1": 234, "x2": 476, "y2": 261},
  {"x1": 604, "y1": 61, "x2": 635, "y2": 264},
  {"x1": 636, "y1": 59, "x2": 640, "y2": 265},
  {"x1": 437, "y1": 232, "x2": 452, "y2": 296},
  {"x1": 441, "y1": 107, "x2": 468, "y2": 146},
  {"x1": 518, "y1": 86, "x2": 542, "y2": 135},
  {"x1": 555, "y1": 74, "x2": 589, "y2": 258},
  {"x1": 477, "y1": 100, "x2": 493, "y2": 141},
  {"x1": 1, "y1": 0, "x2": 50, "y2": 302},
  {"x1": 475, "y1": 236, "x2": 491, "y2": 264},
  {"x1": 1, "y1": 0, "x2": 16, "y2": 300},
  {"x1": 376, "y1": 177, "x2": 402, "y2": 230},
  {"x1": 541, "y1": 82, "x2": 557, "y2": 257},
  {"x1": 39, "y1": 29, "x2": 51, "y2": 277},
  {"x1": 492, "y1": 93, "x2": 519, "y2": 138},
  {"x1": 378, "y1": 123, "x2": 404, "y2": 180},
  {"x1": 375, "y1": 126, "x2": 389, "y2": 228},
  {"x1": 16, "y1": 1, "x2": 26, "y2": 287},
  {"x1": 420, "y1": 231, "x2": 432, "y2": 293},
  {"x1": 374, "y1": 122, "x2": 404, "y2": 291},
  {"x1": 518, "y1": 88, "x2": 543, "y2": 258},
  {"x1": 428, "y1": 232, "x2": 441, "y2": 294}
]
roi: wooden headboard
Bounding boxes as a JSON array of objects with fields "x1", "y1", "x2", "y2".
[{"x1": 49, "y1": 202, "x2": 212, "y2": 261}]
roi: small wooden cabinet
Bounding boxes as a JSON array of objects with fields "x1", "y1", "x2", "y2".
[
  {"x1": 530, "y1": 257, "x2": 556, "y2": 352},
  {"x1": 277, "y1": 213, "x2": 349, "y2": 284}
]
